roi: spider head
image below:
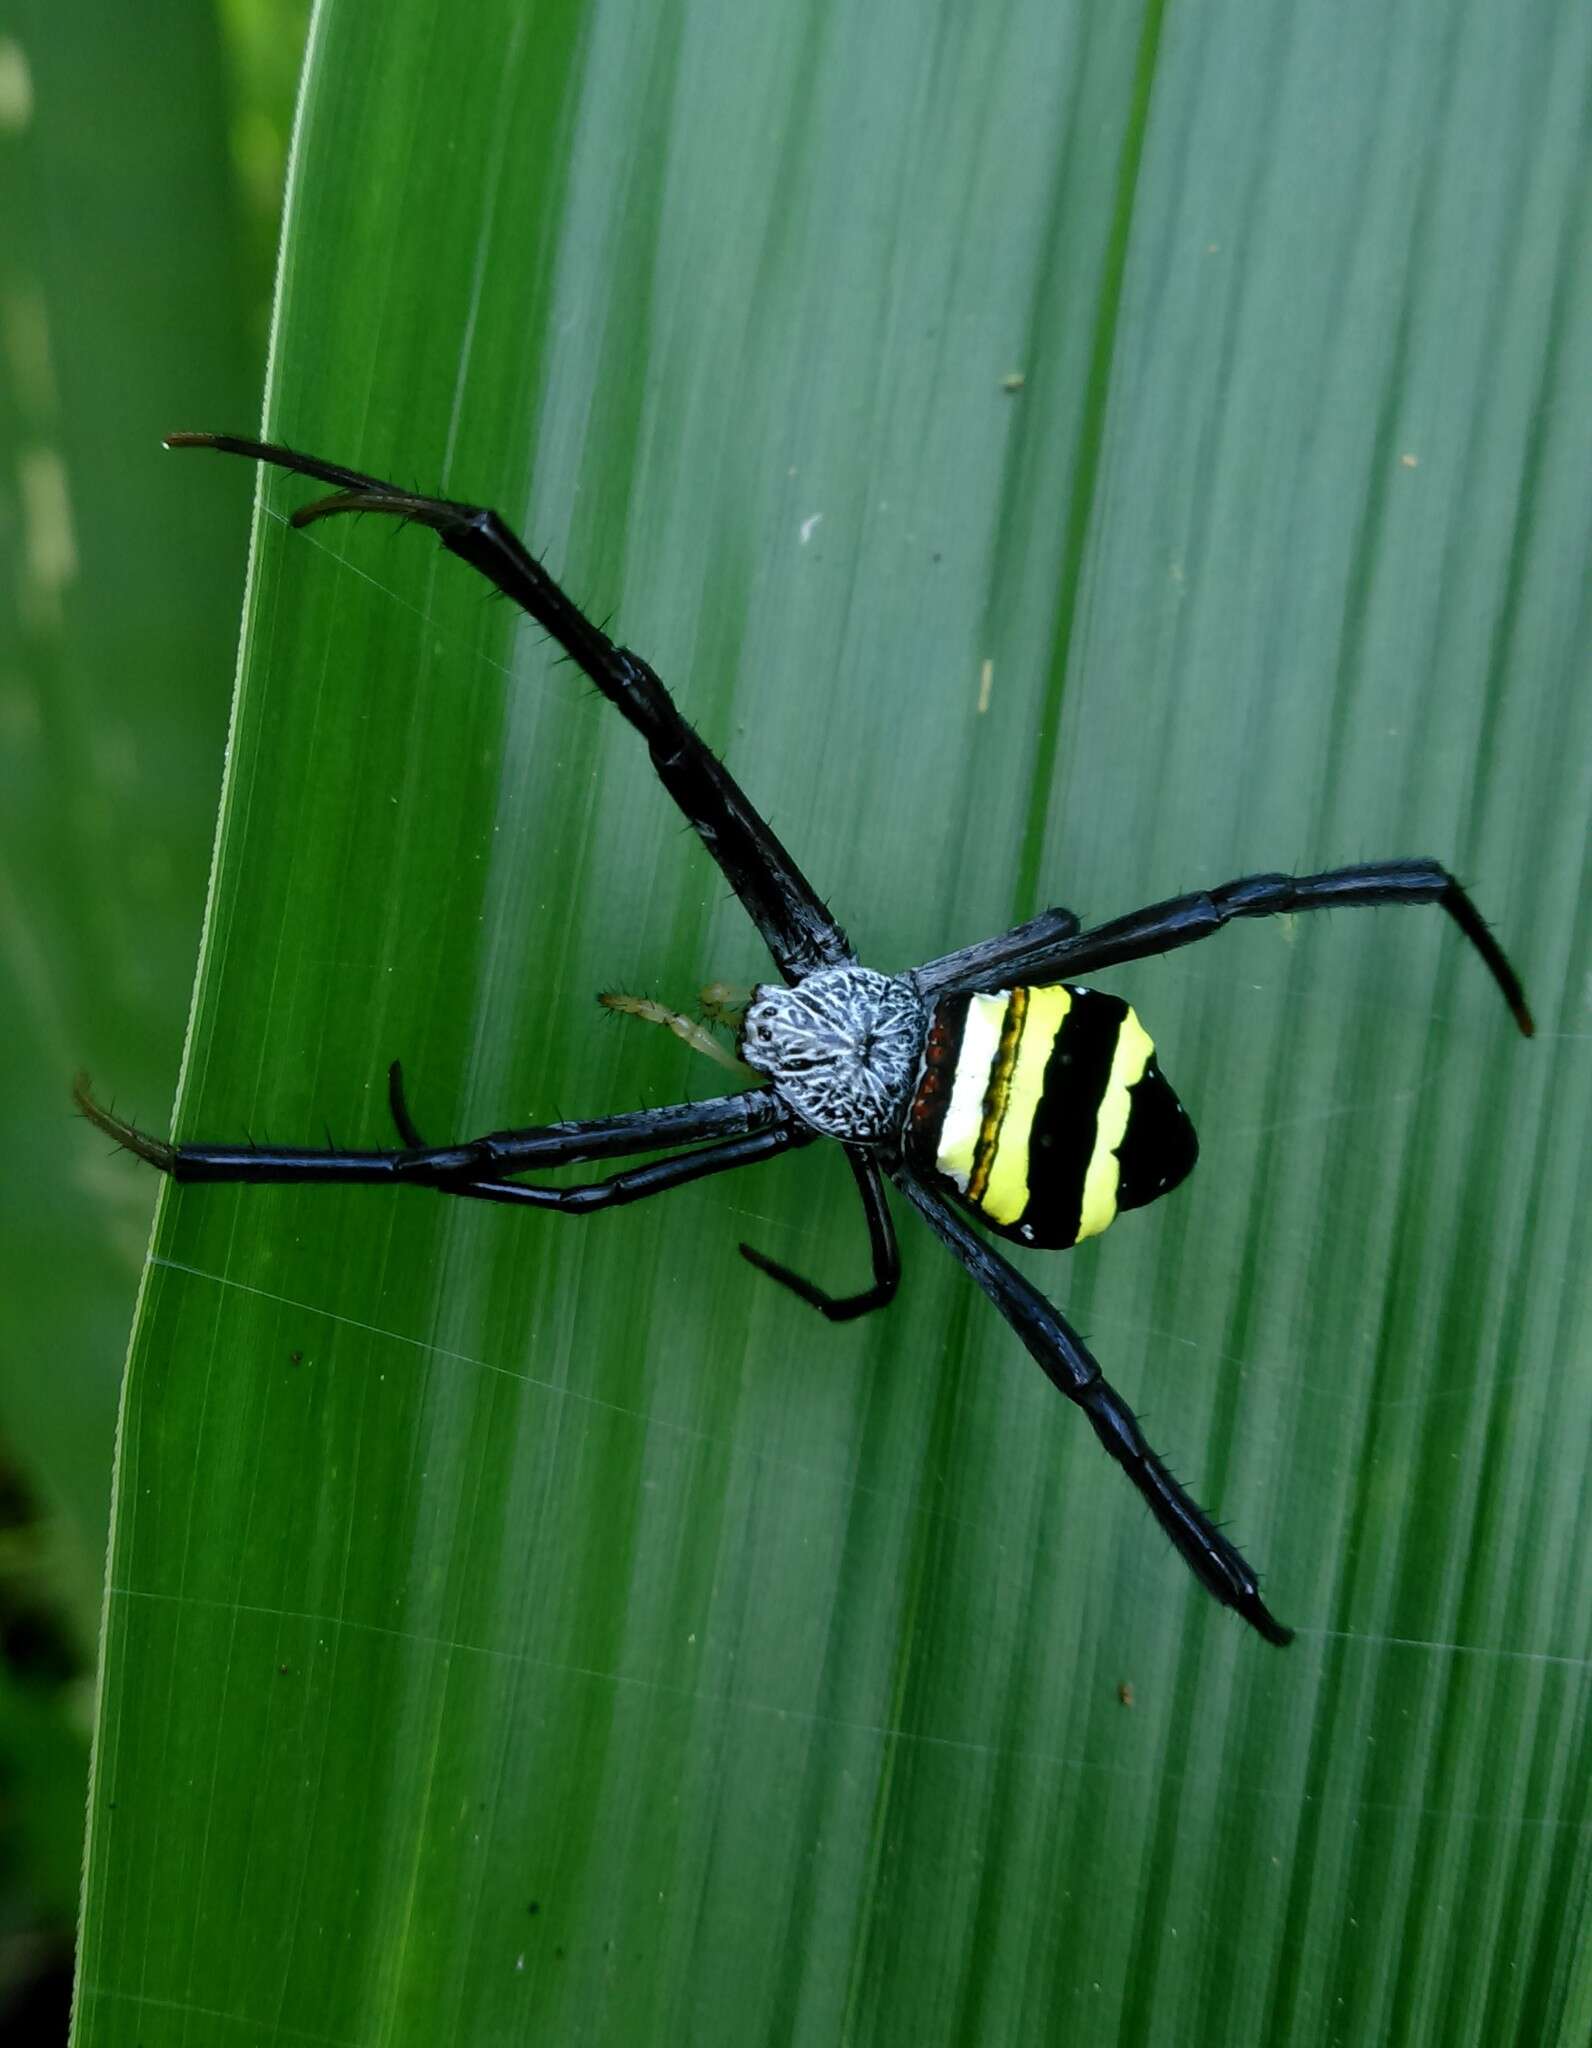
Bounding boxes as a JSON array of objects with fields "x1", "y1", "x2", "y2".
[{"x1": 739, "y1": 966, "x2": 926, "y2": 1141}]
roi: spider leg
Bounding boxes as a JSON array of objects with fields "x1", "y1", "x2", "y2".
[
  {"x1": 376, "y1": 1122, "x2": 818, "y2": 1211},
  {"x1": 166, "y1": 433, "x2": 851, "y2": 983},
  {"x1": 393, "y1": 1080, "x2": 792, "y2": 1179},
  {"x1": 892, "y1": 1171, "x2": 1292, "y2": 1646},
  {"x1": 911, "y1": 903, "x2": 1081, "y2": 999},
  {"x1": 597, "y1": 991, "x2": 749, "y2": 1075},
  {"x1": 950, "y1": 862, "x2": 1531, "y2": 1033},
  {"x1": 386, "y1": 1060, "x2": 427, "y2": 1147},
  {"x1": 739, "y1": 1149, "x2": 900, "y2": 1322},
  {"x1": 75, "y1": 1072, "x2": 789, "y2": 1186}
]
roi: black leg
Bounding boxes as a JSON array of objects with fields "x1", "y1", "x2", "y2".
[
  {"x1": 381, "y1": 1059, "x2": 817, "y2": 1209},
  {"x1": 167, "y1": 434, "x2": 852, "y2": 983},
  {"x1": 74, "y1": 1072, "x2": 790, "y2": 1187},
  {"x1": 380, "y1": 1067, "x2": 790, "y2": 1178},
  {"x1": 378, "y1": 1121, "x2": 817, "y2": 1211},
  {"x1": 892, "y1": 1171, "x2": 1292, "y2": 1646},
  {"x1": 739, "y1": 1148, "x2": 901, "y2": 1322},
  {"x1": 386, "y1": 1060, "x2": 427, "y2": 1147},
  {"x1": 911, "y1": 904, "x2": 1080, "y2": 1000},
  {"x1": 940, "y1": 861, "x2": 1533, "y2": 1036}
]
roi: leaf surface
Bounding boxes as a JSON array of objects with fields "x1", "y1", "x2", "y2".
[{"x1": 75, "y1": 3, "x2": 1592, "y2": 2043}]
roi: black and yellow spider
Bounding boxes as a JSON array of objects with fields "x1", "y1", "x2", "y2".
[{"x1": 79, "y1": 434, "x2": 1535, "y2": 1647}]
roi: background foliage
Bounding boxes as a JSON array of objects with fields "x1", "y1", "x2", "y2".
[
  {"x1": 0, "y1": 0, "x2": 305, "y2": 2028},
  {"x1": 8, "y1": 1, "x2": 1592, "y2": 2043}
]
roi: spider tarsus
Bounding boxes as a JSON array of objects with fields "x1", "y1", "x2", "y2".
[
  {"x1": 290, "y1": 491, "x2": 357, "y2": 532},
  {"x1": 387, "y1": 1061, "x2": 426, "y2": 1148},
  {"x1": 163, "y1": 430, "x2": 220, "y2": 452},
  {"x1": 1435, "y1": 875, "x2": 1534, "y2": 1036},
  {"x1": 738, "y1": 1239, "x2": 806, "y2": 1299},
  {"x1": 1248, "y1": 1600, "x2": 1294, "y2": 1649},
  {"x1": 72, "y1": 1074, "x2": 176, "y2": 1173}
]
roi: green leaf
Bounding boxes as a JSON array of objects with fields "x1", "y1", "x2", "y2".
[{"x1": 75, "y1": 2, "x2": 1592, "y2": 2043}]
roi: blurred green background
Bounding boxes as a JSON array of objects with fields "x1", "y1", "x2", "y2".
[
  {"x1": 1, "y1": 0, "x2": 309, "y2": 2029},
  {"x1": 7, "y1": 2, "x2": 1592, "y2": 2044}
]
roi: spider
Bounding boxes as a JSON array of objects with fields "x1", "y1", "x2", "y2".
[{"x1": 79, "y1": 433, "x2": 1535, "y2": 1648}]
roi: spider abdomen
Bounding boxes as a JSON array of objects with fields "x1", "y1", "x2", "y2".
[{"x1": 906, "y1": 984, "x2": 1197, "y2": 1249}]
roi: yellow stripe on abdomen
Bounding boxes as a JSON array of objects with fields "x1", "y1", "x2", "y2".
[
  {"x1": 966, "y1": 987, "x2": 1029, "y2": 1202},
  {"x1": 978, "y1": 984, "x2": 1073, "y2": 1226},
  {"x1": 1075, "y1": 1005, "x2": 1154, "y2": 1241}
]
